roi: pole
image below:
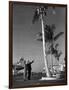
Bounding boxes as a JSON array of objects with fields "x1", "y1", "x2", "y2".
[{"x1": 40, "y1": 14, "x2": 50, "y2": 77}]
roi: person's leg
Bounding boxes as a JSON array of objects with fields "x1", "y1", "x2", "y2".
[
  {"x1": 28, "y1": 70, "x2": 31, "y2": 80},
  {"x1": 28, "y1": 70, "x2": 29, "y2": 80},
  {"x1": 25, "y1": 69, "x2": 27, "y2": 80}
]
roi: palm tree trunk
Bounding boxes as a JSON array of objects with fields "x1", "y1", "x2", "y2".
[{"x1": 40, "y1": 14, "x2": 50, "y2": 77}]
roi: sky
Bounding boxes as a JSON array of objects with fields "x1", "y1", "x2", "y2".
[{"x1": 13, "y1": 3, "x2": 66, "y2": 72}]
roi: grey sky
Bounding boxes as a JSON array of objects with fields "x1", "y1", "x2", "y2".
[{"x1": 13, "y1": 3, "x2": 65, "y2": 72}]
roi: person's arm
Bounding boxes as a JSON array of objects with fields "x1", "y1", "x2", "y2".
[{"x1": 30, "y1": 60, "x2": 34, "y2": 64}]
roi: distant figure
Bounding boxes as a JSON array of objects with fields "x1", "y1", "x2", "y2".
[
  {"x1": 27, "y1": 60, "x2": 34, "y2": 80},
  {"x1": 13, "y1": 57, "x2": 24, "y2": 75}
]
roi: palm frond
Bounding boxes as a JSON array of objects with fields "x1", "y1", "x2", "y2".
[
  {"x1": 36, "y1": 32, "x2": 50, "y2": 42},
  {"x1": 45, "y1": 24, "x2": 55, "y2": 33},
  {"x1": 54, "y1": 32, "x2": 64, "y2": 41},
  {"x1": 55, "y1": 43, "x2": 59, "y2": 49},
  {"x1": 32, "y1": 9, "x2": 40, "y2": 24},
  {"x1": 36, "y1": 37, "x2": 49, "y2": 42},
  {"x1": 44, "y1": 24, "x2": 56, "y2": 41},
  {"x1": 51, "y1": 24, "x2": 56, "y2": 30},
  {"x1": 58, "y1": 51, "x2": 62, "y2": 57},
  {"x1": 36, "y1": 38, "x2": 42, "y2": 41},
  {"x1": 54, "y1": 51, "x2": 62, "y2": 61},
  {"x1": 36, "y1": 32, "x2": 42, "y2": 37}
]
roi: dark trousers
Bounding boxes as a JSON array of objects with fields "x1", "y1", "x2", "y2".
[{"x1": 28, "y1": 70, "x2": 31, "y2": 80}]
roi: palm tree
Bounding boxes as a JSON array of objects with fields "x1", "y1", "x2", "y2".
[
  {"x1": 48, "y1": 43, "x2": 62, "y2": 73},
  {"x1": 32, "y1": 6, "x2": 50, "y2": 77},
  {"x1": 36, "y1": 24, "x2": 64, "y2": 74}
]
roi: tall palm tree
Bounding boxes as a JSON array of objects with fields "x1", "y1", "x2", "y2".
[{"x1": 32, "y1": 6, "x2": 50, "y2": 77}]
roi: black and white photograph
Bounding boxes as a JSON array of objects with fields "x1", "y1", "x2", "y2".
[{"x1": 9, "y1": 1, "x2": 67, "y2": 88}]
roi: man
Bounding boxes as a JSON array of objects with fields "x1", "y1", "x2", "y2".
[{"x1": 26, "y1": 60, "x2": 34, "y2": 80}]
